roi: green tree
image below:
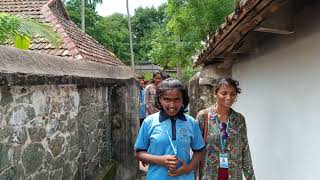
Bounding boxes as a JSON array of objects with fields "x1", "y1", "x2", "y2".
[
  {"x1": 131, "y1": 5, "x2": 166, "y2": 61},
  {"x1": 65, "y1": 1, "x2": 170, "y2": 64},
  {"x1": 65, "y1": 0, "x2": 101, "y2": 33},
  {"x1": 149, "y1": 0, "x2": 235, "y2": 80},
  {"x1": 81, "y1": 0, "x2": 102, "y2": 31},
  {"x1": 149, "y1": 27, "x2": 179, "y2": 69},
  {"x1": 149, "y1": 26, "x2": 197, "y2": 79},
  {"x1": 166, "y1": 0, "x2": 235, "y2": 42},
  {"x1": 90, "y1": 13, "x2": 131, "y2": 62},
  {"x1": 66, "y1": 0, "x2": 132, "y2": 62},
  {"x1": 86, "y1": 0, "x2": 103, "y2": 10},
  {"x1": 0, "y1": 13, "x2": 60, "y2": 49}
]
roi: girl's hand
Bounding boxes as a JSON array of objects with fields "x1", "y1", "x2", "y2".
[
  {"x1": 141, "y1": 161, "x2": 148, "y2": 167},
  {"x1": 168, "y1": 159, "x2": 191, "y2": 176},
  {"x1": 161, "y1": 155, "x2": 178, "y2": 171}
]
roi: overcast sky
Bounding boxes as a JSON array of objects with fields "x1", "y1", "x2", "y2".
[{"x1": 96, "y1": 0, "x2": 167, "y2": 17}]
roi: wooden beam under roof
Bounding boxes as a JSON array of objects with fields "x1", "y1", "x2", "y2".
[
  {"x1": 254, "y1": 27, "x2": 294, "y2": 34},
  {"x1": 196, "y1": 0, "x2": 289, "y2": 67},
  {"x1": 210, "y1": 0, "x2": 287, "y2": 63}
]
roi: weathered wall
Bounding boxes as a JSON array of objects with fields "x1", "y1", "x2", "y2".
[
  {"x1": 0, "y1": 82, "x2": 139, "y2": 180},
  {"x1": 110, "y1": 83, "x2": 139, "y2": 180},
  {"x1": 232, "y1": 2, "x2": 320, "y2": 180},
  {"x1": 0, "y1": 46, "x2": 139, "y2": 180},
  {"x1": 188, "y1": 64, "x2": 231, "y2": 118}
]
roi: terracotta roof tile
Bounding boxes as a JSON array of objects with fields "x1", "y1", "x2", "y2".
[
  {"x1": 196, "y1": 0, "x2": 284, "y2": 67},
  {"x1": 39, "y1": 49, "x2": 49, "y2": 54},
  {"x1": 48, "y1": 48, "x2": 58, "y2": 55},
  {"x1": 0, "y1": 0, "x2": 47, "y2": 19},
  {"x1": 54, "y1": 49, "x2": 64, "y2": 55},
  {"x1": 61, "y1": 49, "x2": 69, "y2": 56},
  {"x1": 0, "y1": 0, "x2": 124, "y2": 66},
  {"x1": 196, "y1": 0, "x2": 254, "y2": 66},
  {"x1": 30, "y1": 43, "x2": 41, "y2": 49}
]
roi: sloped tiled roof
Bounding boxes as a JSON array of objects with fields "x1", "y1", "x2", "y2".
[
  {"x1": 0, "y1": 0, "x2": 47, "y2": 19},
  {"x1": 55, "y1": 16, "x2": 122, "y2": 65},
  {"x1": 0, "y1": 0, "x2": 124, "y2": 66},
  {"x1": 195, "y1": 0, "x2": 283, "y2": 67}
]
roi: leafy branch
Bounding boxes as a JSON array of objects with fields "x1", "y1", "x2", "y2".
[{"x1": 0, "y1": 13, "x2": 61, "y2": 49}]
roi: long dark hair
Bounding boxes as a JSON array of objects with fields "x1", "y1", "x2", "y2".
[{"x1": 155, "y1": 78, "x2": 189, "y2": 110}]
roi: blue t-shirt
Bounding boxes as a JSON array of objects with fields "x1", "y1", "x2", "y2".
[
  {"x1": 139, "y1": 88, "x2": 146, "y2": 119},
  {"x1": 135, "y1": 111, "x2": 205, "y2": 180}
]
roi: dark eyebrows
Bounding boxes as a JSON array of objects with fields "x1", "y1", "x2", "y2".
[
  {"x1": 161, "y1": 96, "x2": 182, "y2": 101},
  {"x1": 219, "y1": 90, "x2": 237, "y2": 94}
]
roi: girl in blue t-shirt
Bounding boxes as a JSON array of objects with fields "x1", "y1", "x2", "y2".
[{"x1": 134, "y1": 78, "x2": 205, "y2": 180}]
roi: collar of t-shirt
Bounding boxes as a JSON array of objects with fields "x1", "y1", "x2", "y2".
[
  {"x1": 159, "y1": 110, "x2": 186, "y2": 141},
  {"x1": 159, "y1": 109, "x2": 187, "y2": 122}
]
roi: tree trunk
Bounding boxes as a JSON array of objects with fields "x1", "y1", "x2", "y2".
[
  {"x1": 176, "y1": 35, "x2": 182, "y2": 79},
  {"x1": 126, "y1": 0, "x2": 135, "y2": 70},
  {"x1": 176, "y1": 63, "x2": 182, "y2": 79},
  {"x1": 81, "y1": 0, "x2": 85, "y2": 32}
]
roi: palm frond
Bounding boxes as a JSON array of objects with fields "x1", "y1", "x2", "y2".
[
  {"x1": 0, "y1": 13, "x2": 61, "y2": 48},
  {"x1": 18, "y1": 19, "x2": 61, "y2": 47},
  {"x1": 14, "y1": 35, "x2": 30, "y2": 50},
  {"x1": 0, "y1": 13, "x2": 20, "y2": 44}
]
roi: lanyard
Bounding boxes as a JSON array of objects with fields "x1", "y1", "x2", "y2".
[
  {"x1": 163, "y1": 122, "x2": 177, "y2": 155},
  {"x1": 212, "y1": 113, "x2": 230, "y2": 152}
]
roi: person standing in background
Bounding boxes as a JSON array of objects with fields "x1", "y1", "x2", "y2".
[
  {"x1": 138, "y1": 74, "x2": 146, "y2": 126},
  {"x1": 144, "y1": 71, "x2": 162, "y2": 116}
]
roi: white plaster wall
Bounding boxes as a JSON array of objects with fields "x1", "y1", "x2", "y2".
[{"x1": 232, "y1": 3, "x2": 320, "y2": 180}]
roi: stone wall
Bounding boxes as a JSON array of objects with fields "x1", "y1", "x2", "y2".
[
  {"x1": 0, "y1": 82, "x2": 139, "y2": 180},
  {"x1": 0, "y1": 46, "x2": 139, "y2": 180},
  {"x1": 188, "y1": 64, "x2": 231, "y2": 118},
  {"x1": 188, "y1": 73, "x2": 214, "y2": 118}
]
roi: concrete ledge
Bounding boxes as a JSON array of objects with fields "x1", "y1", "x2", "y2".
[{"x1": 0, "y1": 46, "x2": 135, "y2": 86}]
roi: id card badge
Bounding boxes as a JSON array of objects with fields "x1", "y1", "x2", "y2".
[{"x1": 219, "y1": 153, "x2": 229, "y2": 168}]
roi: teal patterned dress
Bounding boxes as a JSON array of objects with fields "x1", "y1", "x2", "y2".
[{"x1": 196, "y1": 106, "x2": 256, "y2": 180}]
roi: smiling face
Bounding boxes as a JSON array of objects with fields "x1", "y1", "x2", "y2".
[
  {"x1": 153, "y1": 73, "x2": 162, "y2": 87},
  {"x1": 214, "y1": 84, "x2": 237, "y2": 109},
  {"x1": 159, "y1": 89, "x2": 183, "y2": 117}
]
